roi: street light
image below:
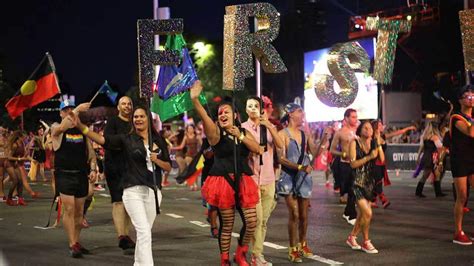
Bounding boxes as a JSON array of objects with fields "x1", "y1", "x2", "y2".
[{"x1": 192, "y1": 41, "x2": 214, "y2": 66}]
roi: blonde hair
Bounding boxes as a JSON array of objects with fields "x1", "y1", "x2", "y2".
[{"x1": 422, "y1": 121, "x2": 440, "y2": 141}]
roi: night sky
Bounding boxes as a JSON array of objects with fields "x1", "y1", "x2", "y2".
[
  {"x1": 0, "y1": 0, "x2": 290, "y2": 102},
  {"x1": 1, "y1": 0, "x2": 466, "y2": 106}
]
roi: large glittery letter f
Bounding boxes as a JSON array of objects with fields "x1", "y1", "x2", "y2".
[{"x1": 137, "y1": 19, "x2": 183, "y2": 98}]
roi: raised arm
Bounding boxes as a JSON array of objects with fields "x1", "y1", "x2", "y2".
[
  {"x1": 384, "y1": 125, "x2": 416, "y2": 139},
  {"x1": 171, "y1": 135, "x2": 187, "y2": 151},
  {"x1": 260, "y1": 114, "x2": 283, "y2": 150},
  {"x1": 190, "y1": 80, "x2": 219, "y2": 145},
  {"x1": 76, "y1": 121, "x2": 106, "y2": 145},
  {"x1": 51, "y1": 103, "x2": 91, "y2": 137}
]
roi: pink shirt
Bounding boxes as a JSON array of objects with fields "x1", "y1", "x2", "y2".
[{"x1": 241, "y1": 119, "x2": 276, "y2": 185}]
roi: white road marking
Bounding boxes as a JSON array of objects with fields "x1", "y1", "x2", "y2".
[
  {"x1": 308, "y1": 255, "x2": 344, "y2": 265},
  {"x1": 99, "y1": 193, "x2": 111, "y2": 197},
  {"x1": 263, "y1": 242, "x2": 287, "y2": 250},
  {"x1": 190, "y1": 221, "x2": 210, "y2": 227},
  {"x1": 231, "y1": 232, "x2": 240, "y2": 238},
  {"x1": 165, "y1": 213, "x2": 184, "y2": 219},
  {"x1": 34, "y1": 226, "x2": 55, "y2": 230},
  {"x1": 176, "y1": 198, "x2": 190, "y2": 201}
]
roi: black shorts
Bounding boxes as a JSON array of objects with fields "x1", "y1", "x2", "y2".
[
  {"x1": 56, "y1": 170, "x2": 88, "y2": 198},
  {"x1": 33, "y1": 150, "x2": 46, "y2": 163},
  {"x1": 451, "y1": 159, "x2": 474, "y2": 178},
  {"x1": 340, "y1": 162, "x2": 353, "y2": 195},
  {"x1": 105, "y1": 166, "x2": 124, "y2": 203}
]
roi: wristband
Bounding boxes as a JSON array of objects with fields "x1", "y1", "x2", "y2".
[
  {"x1": 297, "y1": 164, "x2": 303, "y2": 171},
  {"x1": 81, "y1": 127, "x2": 89, "y2": 135},
  {"x1": 342, "y1": 152, "x2": 346, "y2": 158},
  {"x1": 238, "y1": 133, "x2": 245, "y2": 141}
]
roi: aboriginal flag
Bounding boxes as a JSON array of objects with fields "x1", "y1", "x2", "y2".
[{"x1": 5, "y1": 53, "x2": 60, "y2": 119}]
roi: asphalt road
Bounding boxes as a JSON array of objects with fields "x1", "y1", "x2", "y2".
[{"x1": 1, "y1": 170, "x2": 473, "y2": 265}]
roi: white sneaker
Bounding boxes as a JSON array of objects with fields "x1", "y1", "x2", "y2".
[
  {"x1": 342, "y1": 214, "x2": 349, "y2": 222},
  {"x1": 347, "y1": 218, "x2": 356, "y2": 226},
  {"x1": 251, "y1": 254, "x2": 272, "y2": 266},
  {"x1": 361, "y1": 240, "x2": 378, "y2": 254}
]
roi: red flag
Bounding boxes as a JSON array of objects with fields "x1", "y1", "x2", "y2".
[{"x1": 5, "y1": 54, "x2": 60, "y2": 119}]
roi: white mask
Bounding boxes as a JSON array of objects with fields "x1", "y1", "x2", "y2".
[{"x1": 246, "y1": 99, "x2": 260, "y2": 118}]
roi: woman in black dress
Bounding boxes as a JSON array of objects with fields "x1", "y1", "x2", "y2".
[{"x1": 345, "y1": 121, "x2": 384, "y2": 254}]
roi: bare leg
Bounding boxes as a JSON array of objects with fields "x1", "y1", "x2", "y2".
[
  {"x1": 284, "y1": 196, "x2": 299, "y2": 247},
  {"x1": 297, "y1": 198, "x2": 309, "y2": 243},
  {"x1": 453, "y1": 177, "x2": 468, "y2": 234}
]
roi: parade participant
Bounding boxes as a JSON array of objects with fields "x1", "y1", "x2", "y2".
[
  {"x1": 345, "y1": 120, "x2": 384, "y2": 254},
  {"x1": 450, "y1": 85, "x2": 474, "y2": 245},
  {"x1": 77, "y1": 105, "x2": 171, "y2": 265},
  {"x1": 242, "y1": 96, "x2": 284, "y2": 266},
  {"x1": 415, "y1": 121, "x2": 443, "y2": 198},
  {"x1": 330, "y1": 109, "x2": 358, "y2": 225},
  {"x1": 103, "y1": 96, "x2": 136, "y2": 254},
  {"x1": 51, "y1": 100, "x2": 96, "y2": 257},
  {"x1": 29, "y1": 125, "x2": 48, "y2": 182},
  {"x1": 276, "y1": 103, "x2": 318, "y2": 263},
  {"x1": 190, "y1": 80, "x2": 260, "y2": 266},
  {"x1": 0, "y1": 127, "x2": 7, "y2": 202},
  {"x1": 4, "y1": 131, "x2": 28, "y2": 206},
  {"x1": 172, "y1": 124, "x2": 202, "y2": 190},
  {"x1": 199, "y1": 137, "x2": 219, "y2": 238}
]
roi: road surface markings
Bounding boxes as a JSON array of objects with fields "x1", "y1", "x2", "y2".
[
  {"x1": 166, "y1": 213, "x2": 184, "y2": 219},
  {"x1": 34, "y1": 226, "x2": 55, "y2": 230},
  {"x1": 263, "y1": 242, "x2": 287, "y2": 250},
  {"x1": 308, "y1": 255, "x2": 344, "y2": 265},
  {"x1": 190, "y1": 221, "x2": 210, "y2": 227},
  {"x1": 99, "y1": 193, "x2": 111, "y2": 197}
]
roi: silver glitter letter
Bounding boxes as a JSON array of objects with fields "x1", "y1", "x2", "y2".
[
  {"x1": 223, "y1": 3, "x2": 287, "y2": 91},
  {"x1": 137, "y1": 19, "x2": 183, "y2": 98},
  {"x1": 315, "y1": 42, "x2": 370, "y2": 108}
]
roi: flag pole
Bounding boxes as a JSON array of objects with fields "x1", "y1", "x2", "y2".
[
  {"x1": 46, "y1": 52, "x2": 62, "y2": 94},
  {"x1": 89, "y1": 80, "x2": 107, "y2": 103}
]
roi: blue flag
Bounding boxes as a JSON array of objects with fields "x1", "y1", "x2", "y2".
[
  {"x1": 156, "y1": 48, "x2": 198, "y2": 100},
  {"x1": 99, "y1": 80, "x2": 118, "y2": 103}
]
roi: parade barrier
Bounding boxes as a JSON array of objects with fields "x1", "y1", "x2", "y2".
[{"x1": 385, "y1": 144, "x2": 420, "y2": 170}]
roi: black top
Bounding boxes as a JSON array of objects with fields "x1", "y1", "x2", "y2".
[
  {"x1": 104, "y1": 132, "x2": 171, "y2": 190},
  {"x1": 423, "y1": 139, "x2": 437, "y2": 154},
  {"x1": 442, "y1": 133, "x2": 451, "y2": 150},
  {"x1": 450, "y1": 112, "x2": 474, "y2": 164},
  {"x1": 55, "y1": 128, "x2": 88, "y2": 171},
  {"x1": 104, "y1": 116, "x2": 132, "y2": 170},
  {"x1": 208, "y1": 126, "x2": 253, "y2": 176}
]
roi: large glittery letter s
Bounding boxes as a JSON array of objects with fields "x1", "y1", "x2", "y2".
[
  {"x1": 314, "y1": 42, "x2": 370, "y2": 108},
  {"x1": 223, "y1": 3, "x2": 287, "y2": 91},
  {"x1": 137, "y1": 19, "x2": 183, "y2": 98},
  {"x1": 366, "y1": 17, "x2": 411, "y2": 84}
]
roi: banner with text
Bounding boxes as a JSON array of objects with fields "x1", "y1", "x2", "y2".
[{"x1": 385, "y1": 144, "x2": 420, "y2": 170}]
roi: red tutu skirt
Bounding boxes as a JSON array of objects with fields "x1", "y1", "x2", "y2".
[{"x1": 201, "y1": 174, "x2": 259, "y2": 209}]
